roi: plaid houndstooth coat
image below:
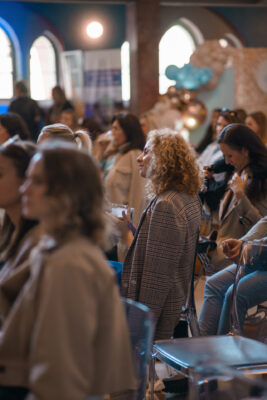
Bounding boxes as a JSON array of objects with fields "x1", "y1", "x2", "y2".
[{"x1": 121, "y1": 190, "x2": 202, "y2": 340}]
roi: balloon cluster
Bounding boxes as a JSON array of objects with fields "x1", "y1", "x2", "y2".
[
  {"x1": 166, "y1": 87, "x2": 207, "y2": 131},
  {"x1": 190, "y1": 40, "x2": 231, "y2": 90},
  {"x1": 182, "y1": 99, "x2": 207, "y2": 130},
  {"x1": 165, "y1": 63, "x2": 213, "y2": 91}
]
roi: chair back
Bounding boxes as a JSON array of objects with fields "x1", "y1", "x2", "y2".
[
  {"x1": 181, "y1": 228, "x2": 201, "y2": 336},
  {"x1": 121, "y1": 297, "x2": 155, "y2": 400}
]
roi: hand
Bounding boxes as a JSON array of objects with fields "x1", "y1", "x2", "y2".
[
  {"x1": 106, "y1": 211, "x2": 129, "y2": 238},
  {"x1": 229, "y1": 172, "x2": 248, "y2": 201},
  {"x1": 221, "y1": 239, "x2": 242, "y2": 261},
  {"x1": 95, "y1": 132, "x2": 113, "y2": 160},
  {"x1": 203, "y1": 165, "x2": 214, "y2": 179}
]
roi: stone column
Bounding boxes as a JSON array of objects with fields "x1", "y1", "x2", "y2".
[{"x1": 126, "y1": 0, "x2": 160, "y2": 115}]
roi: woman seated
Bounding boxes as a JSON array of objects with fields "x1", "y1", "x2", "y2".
[
  {"x1": 245, "y1": 111, "x2": 266, "y2": 145},
  {"x1": 196, "y1": 107, "x2": 221, "y2": 155},
  {"x1": 60, "y1": 109, "x2": 79, "y2": 131},
  {"x1": 0, "y1": 139, "x2": 40, "y2": 400},
  {"x1": 121, "y1": 128, "x2": 202, "y2": 340},
  {"x1": 199, "y1": 216, "x2": 267, "y2": 336},
  {"x1": 0, "y1": 138, "x2": 39, "y2": 275},
  {"x1": 0, "y1": 143, "x2": 136, "y2": 399},
  {"x1": 208, "y1": 123, "x2": 267, "y2": 272},
  {"x1": 101, "y1": 112, "x2": 146, "y2": 226},
  {"x1": 38, "y1": 123, "x2": 92, "y2": 152},
  {"x1": 0, "y1": 112, "x2": 31, "y2": 144},
  {"x1": 198, "y1": 108, "x2": 240, "y2": 175}
]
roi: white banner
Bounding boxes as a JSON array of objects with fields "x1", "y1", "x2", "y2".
[{"x1": 84, "y1": 49, "x2": 122, "y2": 105}]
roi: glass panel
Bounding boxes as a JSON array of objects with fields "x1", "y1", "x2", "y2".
[
  {"x1": 30, "y1": 36, "x2": 57, "y2": 101},
  {"x1": 0, "y1": 27, "x2": 13, "y2": 98},
  {"x1": 159, "y1": 25, "x2": 196, "y2": 94}
]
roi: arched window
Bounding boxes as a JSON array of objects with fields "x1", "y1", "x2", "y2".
[
  {"x1": 121, "y1": 41, "x2": 130, "y2": 103},
  {"x1": 159, "y1": 24, "x2": 196, "y2": 94},
  {"x1": 0, "y1": 27, "x2": 14, "y2": 99},
  {"x1": 30, "y1": 35, "x2": 57, "y2": 101}
]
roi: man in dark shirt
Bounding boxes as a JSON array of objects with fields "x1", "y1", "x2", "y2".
[{"x1": 9, "y1": 81, "x2": 41, "y2": 141}]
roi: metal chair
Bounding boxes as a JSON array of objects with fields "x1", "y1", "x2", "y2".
[
  {"x1": 189, "y1": 359, "x2": 267, "y2": 400},
  {"x1": 150, "y1": 335, "x2": 267, "y2": 399},
  {"x1": 150, "y1": 240, "x2": 267, "y2": 399},
  {"x1": 122, "y1": 298, "x2": 155, "y2": 400}
]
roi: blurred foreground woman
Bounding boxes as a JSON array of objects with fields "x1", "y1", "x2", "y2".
[
  {"x1": 0, "y1": 138, "x2": 39, "y2": 275},
  {"x1": 0, "y1": 143, "x2": 136, "y2": 400}
]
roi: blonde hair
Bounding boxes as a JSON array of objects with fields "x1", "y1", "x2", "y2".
[
  {"x1": 74, "y1": 129, "x2": 92, "y2": 153},
  {"x1": 147, "y1": 128, "x2": 201, "y2": 196},
  {"x1": 38, "y1": 124, "x2": 92, "y2": 153}
]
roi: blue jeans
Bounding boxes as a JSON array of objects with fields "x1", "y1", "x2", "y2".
[{"x1": 199, "y1": 264, "x2": 267, "y2": 335}]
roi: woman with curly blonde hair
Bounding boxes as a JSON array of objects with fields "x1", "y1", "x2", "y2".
[{"x1": 121, "y1": 128, "x2": 202, "y2": 340}]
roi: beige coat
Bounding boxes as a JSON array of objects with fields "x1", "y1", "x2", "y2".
[
  {"x1": 0, "y1": 235, "x2": 136, "y2": 400},
  {"x1": 105, "y1": 149, "x2": 146, "y2": 226},
  {"x1": 211, "y1": 183, "x2": 267, "y2": 271}
]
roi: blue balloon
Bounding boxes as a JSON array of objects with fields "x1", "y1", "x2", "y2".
[
  {"x1": 176, "y1": 69, "x2": 187, "y2": 80},
  {"x1": 165, "y1": 62, "x2": 213, "y2": 90},
  {"x1": 175, "y1": 82, "x2": 183, "y2": 90},
  {"x1": 165, "y1": 65, "x2": 178, "y2": 80}
]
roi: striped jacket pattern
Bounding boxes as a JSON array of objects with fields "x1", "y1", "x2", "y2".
[{"x1": 121, "y1": 190, "x2": 202, "y2": 340}]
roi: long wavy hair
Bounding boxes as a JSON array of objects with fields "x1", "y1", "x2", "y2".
[
  {"x1": 218, "y1": 123, "x2": 267, "y2": 201},
  {"x1": 38, "y1": 142, "x2": 104, "y2": 244},
  {"x1": 147, "y1": 129, "x2": 201, "y2": 196}
]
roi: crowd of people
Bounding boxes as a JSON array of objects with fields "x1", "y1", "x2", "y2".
[{"x1": 0, "y1": 80, "x2": 266, "y2": 399}]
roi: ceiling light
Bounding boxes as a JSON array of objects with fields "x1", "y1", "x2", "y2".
[{"x1": 86, "y1": 21, "x2": 103, "y2": 39}]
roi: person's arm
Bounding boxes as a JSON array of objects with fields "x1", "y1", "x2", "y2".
[
  {"x1": 229, "y1": 173, "x2": 266, "y2": 227},
  {"x1": 241, "y1": 217, "x2": 267, "y2": 242}
]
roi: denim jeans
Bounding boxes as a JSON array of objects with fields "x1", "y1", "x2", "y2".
[{"x1": 199, "y1": 264, "x2": 267, "y2": 335}]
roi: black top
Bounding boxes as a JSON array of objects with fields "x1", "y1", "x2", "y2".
[{"x1": 9, "y1": 97, "x2": 41, "y2": 141}]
